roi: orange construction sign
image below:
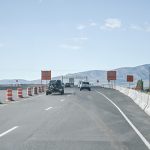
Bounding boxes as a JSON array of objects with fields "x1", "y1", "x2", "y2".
[
  {"x1": 107, "y1": 71, "x2": 116, "y2": 81},
  {"x1": 127, "y1": 75, "x2": 134, "y2": 82},
  {"x1": 41, "y1": 70, "x2": 51, "y2": 80}
]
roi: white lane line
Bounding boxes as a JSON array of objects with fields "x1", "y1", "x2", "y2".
[
  {"x1": 45, "y1": 107, "x2": 53, "y2": 111},
  {"x1": 60, "y1": 99, "x2": 65, "y2": 102},
  {"x1": 0, "y1": 126, "x2": 19, "y2": 138},
  {"x1": 96, "y1": 90, "x2": 150, "y2": 150}
]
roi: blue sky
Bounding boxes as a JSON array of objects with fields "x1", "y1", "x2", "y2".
[{"x1": 0, "y1": 0, "x2": 150, "y2": 80}]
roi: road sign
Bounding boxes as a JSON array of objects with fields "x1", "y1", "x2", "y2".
[
  {"x1": 107, "y1": 71, "x2": 116, "y2": 81},
  {"x1": 127, "y1": 75, "x2": 134, "y2": 82},
  {"x1": 41, "y1": 70, "x2": 51, "y2": 80}
]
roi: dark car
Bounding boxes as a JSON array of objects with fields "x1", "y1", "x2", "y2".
[
  {"x1": 46, "y1": 80, "x2": 64, "y2": 95},
  {"x1": 65, "y1": 83, "x2": 71, "y2": 88}
]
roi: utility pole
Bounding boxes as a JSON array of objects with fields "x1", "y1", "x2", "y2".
[{"x1": 62, "y1": 75, "x2": 63, "y2": 83}]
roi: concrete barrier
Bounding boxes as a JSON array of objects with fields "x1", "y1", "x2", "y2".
[
  {"x1": 134, "y1": 92, "x2": 142, "y2": 106},
  {"x1": 145, "y1": 95, "x2": 150, "y2": 116},
  {"x1": 119, "y1": 87, "x2": 128, "y2": 95},
  {"x1": 123, "y1": 88, "x2": 129, "y2": 95},
  {"x1": 115, "y1": 86, "x2": 150, "y2": 116},
  {"x1": 139, "y1": 93, "x2": 149, "y2": 110},
  {"x1": 128, "y1": 89, "x2": 138, "y2": 102}
]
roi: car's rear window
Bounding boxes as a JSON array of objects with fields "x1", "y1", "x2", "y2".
[
  {"x1": 50, "y1": 80, "x2": 56, "y2": 84},
  {"x1": 82, "y1": 82, "x2": 89, "y2": 84}
]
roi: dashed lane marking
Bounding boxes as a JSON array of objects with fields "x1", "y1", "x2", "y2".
[
  {"x1": 45, "y1": 107, "x2": 53, "y2": 111},
  {"x1": 0, "y1": 126, "x2": 19, "y2": 138},
  {"x1": 60, "y1": 99, "x2": 65, "y2": 102}
]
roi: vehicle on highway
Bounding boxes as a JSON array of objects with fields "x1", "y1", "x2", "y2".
[
  {"x1": 80, "y1": 81, "x2": 91, "y2": 91},
  {"x1": 78, "y1": 81, "x2": 82, "y2": 88},
  {"x1": 65, "y1": 83, "x2": 71, "y2": 87},
  {"x1": 46, "y1": 80, "x2": 64, "y2": 95},
  {"x1": 62, "y1": 83, "x2": 65, "y2": 88}
]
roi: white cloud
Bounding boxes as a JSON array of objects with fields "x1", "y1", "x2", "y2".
[
  {"x1": 77, "y1": 25, "x2": 86, "y2": 30},
  {"x1": 60, "y1": 44, "x2": 81, "y2": 50},
  {"x1": 101, "y1": 18, "x2": 122, "y2": 30}
]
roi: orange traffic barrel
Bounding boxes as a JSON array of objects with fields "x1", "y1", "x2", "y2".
[
  {"x1": 38, "y1": 87, "x2": 42, "y2": 93},
  {"x1": 27, "y1": 87, "x2": 32, "y2": 96},
  {"x1": 33, "y1": 87, "x2": 38, "y2": 95},
  {"x1": 17, "y1": 88, "x2": 23, "y2": 98},
  {"x1": 6, "y1": 89, "x2": 13, "y2": 101}
]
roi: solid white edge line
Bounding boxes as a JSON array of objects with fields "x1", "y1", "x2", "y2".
[
  {"x1": 45, "y1": 107, "x2": 53, "y2": 111},
  {"x1": 96, "y1": 90, "x2": 150, "y2": 150},
  {"x1": 0, "y1": 126, "x2": 19, "y2": 138}
]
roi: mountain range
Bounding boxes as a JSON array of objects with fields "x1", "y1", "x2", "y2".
[
  {"x1": 0, "y1": 64, "x2": 150, "y2": 87},
  {"x1": 60, "y1": 64, "x2": 150, "y2": 87}
]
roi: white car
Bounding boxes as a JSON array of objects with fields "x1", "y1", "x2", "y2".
[{"x1": 80, "y1": 81, "x2": 91, "y2": 91}]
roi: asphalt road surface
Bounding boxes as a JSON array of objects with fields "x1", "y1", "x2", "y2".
[{"x1": 0, "y1": 87, "x2": 150, "y2": 150}]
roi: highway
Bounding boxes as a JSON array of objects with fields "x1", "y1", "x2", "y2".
[{"x1": 0, "y1": 87, "x2": 150, "y2": 150}]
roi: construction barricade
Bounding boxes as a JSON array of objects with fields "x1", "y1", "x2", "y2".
[
  {"x1": 6, "y1": 89, "x2": 13, "y2": 101},
  {"x1": 33, "y1": 87, "x2": 38, "y2": 95},
  {"x1": 27, "y1": 87, "x2": 32, "y2": 96},
  {"x1": 38, "y1": 87, "x2": 42, "y2": 93},
  {"x1": 17, "y1": 88, "x2": 23, "y2": 98},
  {"x1": 42, "y1": 86, "x2": 45, "y2": 92}
]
